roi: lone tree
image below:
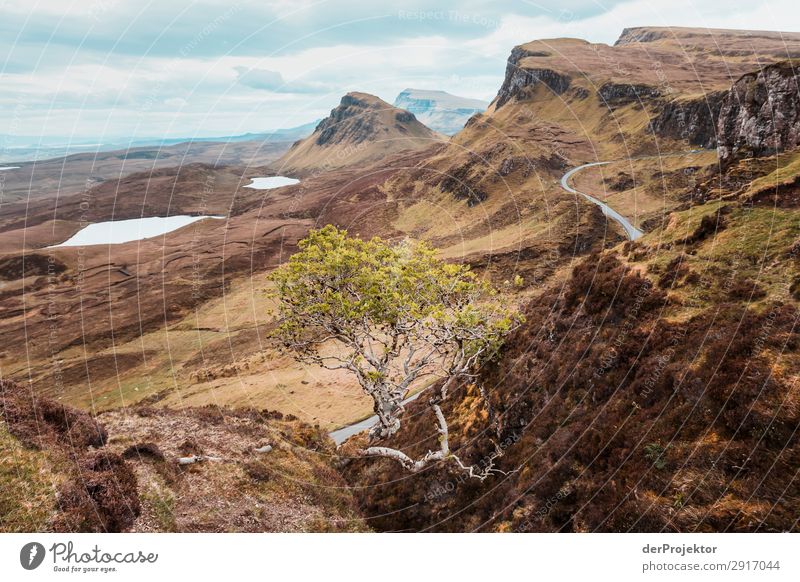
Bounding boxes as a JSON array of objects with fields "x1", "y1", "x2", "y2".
[{"x1": 270, "y1": 226, "x2": 521, "y2": 478}]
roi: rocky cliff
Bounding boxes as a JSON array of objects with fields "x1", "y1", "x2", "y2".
[
  {"x1": 494, "y1": 47, "x2": 571, "y2": 109},
  {"x1": 314, "y1": 93, "x2": 383, "y2": 147},
  {"x1": 489, "y1": 29, "x2": 800, "y2": 157},
  {"x1": 717, "y1": 60, "x2": 800, "y2": 163},
  {"x1": 648, "y1": 92, "x2": 727, "y2": 149}
]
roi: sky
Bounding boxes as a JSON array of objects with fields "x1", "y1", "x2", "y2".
[{"x1": 1, "y1": 0, "x2": 799, "y2": 141}]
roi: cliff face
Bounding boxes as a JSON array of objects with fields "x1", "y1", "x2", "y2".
[
  {"x1": 717, "y1": 61, "x2": 800, "y2": 163},
  {"x1": 494, "y1": 47, "x2": 571, "y2": 109},
  {"x1": 649, "y1": 92, "x2": 727, "y2": 149},
  {"x1": 598, "y1": 82, "x2": 661, "y2": 105},
  {"x1": 614, "y1": 27, "x2": 671, "y2": 45},
  {"x1": 648, "y1": 60, "x2": 800, "y2": 155},
  {"x1": 485, "y1": 30, "x2": 800, "y2": 159}
]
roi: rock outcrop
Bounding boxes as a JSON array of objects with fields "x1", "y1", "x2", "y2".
[
  {"x1": 598, "y1": 82, "x2": 661, "y2": 106},
  {"x1": 648, "y1": 60, "x2": 800, "y2": 155},
  {"x1": 648, "y1": 92, "x2": 727, "y2": 148},
  {"x1": 614, "y1": 27, "x2": 671, "y2": 45},
  {"x1": 275, "y1": 92, "x2": 442, "y2": 173},
  {"x1": 314, "y1": 93, "x2": 382, "y2": 146},
  {"x1": 494, "y1": 47, "x2": 571, "y2": 109},
  {"x1": 717, "y1": 60, "x2": 800, "y2": 163},
  {"x1": 438, "y1": 163, "x2": 488, "y2": 206}
]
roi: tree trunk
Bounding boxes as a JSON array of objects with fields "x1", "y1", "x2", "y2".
[{"x1": 368, "y1": 383, "x2": 405, "y2": 439}]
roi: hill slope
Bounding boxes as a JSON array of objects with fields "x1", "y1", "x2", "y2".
[
  {"x1": 0, "y1": 379, "x2": 365, "y2": 532},
  {"x1": 346, "y1": 148, "x2": 800, "y2": 531}
]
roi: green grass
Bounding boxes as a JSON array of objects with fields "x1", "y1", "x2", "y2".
[
  {"x1": 712, "y1": 207, "x2": 800, "y2": 263},
  {"x1": 0, "y1": 424, "x2": 58, "y2": 532},
  {"x1": 745, "y1": 151, "x2": 800, "y2": 197},
  {"x1": 637, "y1": 199, "x2": 800, "y2": 315},
  {"x1": 140, "y1": 476, "x2": 177, "y2": 532}
]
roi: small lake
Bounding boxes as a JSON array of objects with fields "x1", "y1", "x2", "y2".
[
  {"x1": 0, "y1": 166, "x2": 20, "y2": 171},
  {"x1": 51, "y1": 215, "x2": 225, "y2": 248},
  {"x1": 244, "y1": 176, "x2": 299, "y2": 190}
]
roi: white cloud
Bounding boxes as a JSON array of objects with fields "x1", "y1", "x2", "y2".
[
  {"x1": 234, "y1": 66, "x2": 331, "y2": 93},
  {"x1": 468, "y1": 0, "x2": 800, "y2": 54},
  {"x1": 1, "y1": 0, "x2": 799, "y2": 138}
]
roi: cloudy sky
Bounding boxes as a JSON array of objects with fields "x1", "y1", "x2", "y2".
[{"x1": 1, "y1": 0, "x2": 798, "y2": 141}]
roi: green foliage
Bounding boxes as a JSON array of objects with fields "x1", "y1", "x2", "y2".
[
  {"x1": 270, "y1": 225, "x2": 519, "y2": 360},
  {"x1": 644, "y1": 442, "x2": 667, "y2": 470}
]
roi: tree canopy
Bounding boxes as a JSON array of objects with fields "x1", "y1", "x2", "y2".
[{"x1": 270, "y1": 225, "x2": 521, "y2": 476}]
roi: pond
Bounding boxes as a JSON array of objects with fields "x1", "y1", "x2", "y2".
[
  {"x1": 50, "y1": 215, "x2": 226, "y2": 247},
  {"x1": 243, "y1": 176, "x2": 299, "y2": 190}
]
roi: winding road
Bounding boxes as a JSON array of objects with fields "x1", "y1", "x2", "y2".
[
  {"x1": 560, "y1": 161, "x2": 644, "y2": 241},
  {"x1": 560, "y1": 151, "x2": 707, "y2": 241}
]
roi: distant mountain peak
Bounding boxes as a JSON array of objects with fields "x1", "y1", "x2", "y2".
[{"x1": 393, "y1": 89, "x2": 488, "y2": 135}]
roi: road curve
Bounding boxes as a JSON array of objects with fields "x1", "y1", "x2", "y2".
[
  {"x1": 329, "y1": 391, "x2": 423, "y2": 445},
  {"x1": 560, "y1": 161, "x2": 644, "y2": 241}
]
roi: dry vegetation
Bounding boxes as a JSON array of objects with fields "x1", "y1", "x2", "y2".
[
  {"x1": 344, "y1": 149, "x2": 800, "y2": 532},
  {"x1": 0, "y1": 378, "x2": 366, "y2": 532}
]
